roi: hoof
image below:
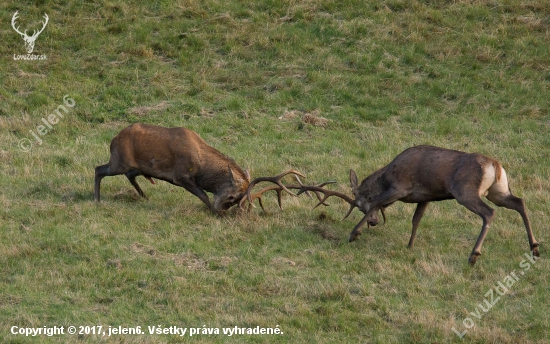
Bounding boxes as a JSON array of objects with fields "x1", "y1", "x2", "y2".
[
  {"x1": 348, "y1": 232, "x2": 361, "y2": 242},
  {"x1": 468, "y1": 252, "x2": 481, "y2": 266},
  {"x1": 532, "y1": 246, "x2": 540, "y2": 258}
]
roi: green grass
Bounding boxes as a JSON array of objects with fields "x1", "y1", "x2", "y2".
[{"x1": 1, "y1": 0, "x2": 549, "y2": 343}]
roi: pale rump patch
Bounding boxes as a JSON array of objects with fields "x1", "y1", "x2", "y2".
[
  {"x1": 480, "y1": 163, "x2": 510, "y2": 199},
  {"x1": 478, "y1": 163, "x2": 496, "y2": 197}
]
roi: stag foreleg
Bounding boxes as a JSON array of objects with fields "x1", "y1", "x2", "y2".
[
  {"x1": 174, "y1": 175, "x2": 216, "y2": 214},
  {"x1": 348, "y1": 212, "x2": 374, "y2": 242},
  {"x1": 348, "y1": 187, "x2": 409, "y2": 242},
  {"x1": 408, "y1": 202, "x2": 429, "y2": 248}
]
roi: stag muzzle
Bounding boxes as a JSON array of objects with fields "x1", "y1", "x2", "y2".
[{"x1": 213, "y1": 197, "x2": 240, "y2": 214}]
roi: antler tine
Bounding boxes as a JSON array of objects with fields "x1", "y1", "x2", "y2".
[
  {"x1": 294, "y1": 175, "x2": 313, "y2": 200},
  {"x1": 341, "y1": 202, "x2": 356, "y2": 220},
  {"x1": 296, "y1": 184, "x2": 356, "y2": 220},
  {"x1": 239, "y1": 170, "x2": 305, "y2": 211},
  {"x1": 245, "y1": 169, "x2": 305, "y2": 202},
  {"x1": 296, "y1": 180, "x2": 337, "y2": 206},
  {"x1": 238, "y1": 185, "x2": 283, "y2": 212},
  {"x1": 240, "y1": 174, "x2": 320, "y2": 212},
  {"x1": 239, "y1": 183, "x2": 314, "y2": 212}
]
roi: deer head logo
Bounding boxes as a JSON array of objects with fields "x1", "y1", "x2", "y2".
[{"x1": 11, "y1": 11, "x2": 49, "y2": 54}]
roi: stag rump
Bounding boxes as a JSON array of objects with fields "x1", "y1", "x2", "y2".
[
  {"x1": 299, "y1": 145, "x2": 539, "y2": 265},
  {"x1": 94, "y1": 124, "x2": 304, "y2": 214}
]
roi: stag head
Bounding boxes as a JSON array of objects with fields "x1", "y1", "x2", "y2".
[
  {"x1": 212, "y1": 166, "x2": 251, "y2": 212},
  {"x1": 295, "y1": 170, "x2": 386, "y2": 241},
  {"x1": 11, "y1": 11, "x2": 49, "y2": 54}
]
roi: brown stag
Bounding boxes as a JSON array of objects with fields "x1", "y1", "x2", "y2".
[
  {"x1": 298, "y1": 145, "x2": 539, "y2": 265},
  {"x1": 95, "y1": 124, "x2": 303, "y2": 214}
]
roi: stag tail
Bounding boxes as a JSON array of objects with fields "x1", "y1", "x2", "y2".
[{"x1": 493, "y1": 161, "x2": 502, "y2": 182}]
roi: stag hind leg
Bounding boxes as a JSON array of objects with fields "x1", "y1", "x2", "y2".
[
  {"x1": 94, "y1": 164, "x2": 111, "y2": 201},
  {"x1": 408, "y1": 202, "x2": 429, "y2": 248},
  {"x1": 95, "y1": 163, "x2": 145, "y2": 202},
  {"x1": 125, "y1": 169, "x2": 148, "y2": 199},
  {"x1": 487, "y1": 192, "x2": 539, "y2": 258},
  {"x1": 454, "y1": 194, "x2": 496, "y2": 265}
]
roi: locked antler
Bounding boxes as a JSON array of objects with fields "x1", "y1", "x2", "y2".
[
  {"x1": 296, "y1": 183, "x2": 358, "y2": 221},
  {"x1": 298, "y1": 182, "x2": 388, "y2": 224},
  {"x1": 238, "y1": 170, "x2": 305, "y2": 211},
  {"x1": 240, "y1": 175, "x2": 335, "y2": 212}
]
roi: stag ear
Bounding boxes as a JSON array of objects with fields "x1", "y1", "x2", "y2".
[{"x1": 350, "y1": 169, "x2": 359, "y2": 195}]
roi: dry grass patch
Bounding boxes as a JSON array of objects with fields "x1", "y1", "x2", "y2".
[
  {"x1": 279, "y1": 109, "x2": 330, "y2": 127},
  {"x1": 127, "y1": 101, "x2": 171, "y2": 116}
]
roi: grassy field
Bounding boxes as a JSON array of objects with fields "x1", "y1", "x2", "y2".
[{"x1": 1, "y1": 0, "x2": 549, "y2": 343}]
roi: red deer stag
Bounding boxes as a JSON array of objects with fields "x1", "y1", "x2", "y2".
[
  {"x1": 95, "y1": 124, "x2": 303, "y2": 214},
  {"x1": 298, "y1": 145, "x2": 539, "y2": 265}
]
